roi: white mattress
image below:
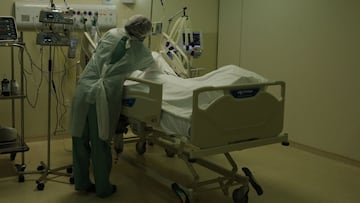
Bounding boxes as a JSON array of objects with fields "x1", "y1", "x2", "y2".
[{"x1": 127, "y1": 52, "x2": 268, "y2": 137}]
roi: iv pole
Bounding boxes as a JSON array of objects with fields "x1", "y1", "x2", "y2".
[
  {"x1": 34, "y1": 0, "x2": 73, "y2": 191},
  {"x1": 148, "y1": 0, "x2": 153, "y2": 48},
  {"x1": 167, "y1": 6, "x2": 187, "y2": 34},
  {"x1": 35, "y1": 46, "x2": 73, "y2": 191}
]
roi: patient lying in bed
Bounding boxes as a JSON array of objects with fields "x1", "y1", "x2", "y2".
[{"x1": 126, "y1": 52, "x2": 269, "y2": 137}]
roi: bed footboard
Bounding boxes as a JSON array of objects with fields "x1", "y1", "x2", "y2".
[{"x1": 191, "y1": 81, "x2": 286, "y2": 149}]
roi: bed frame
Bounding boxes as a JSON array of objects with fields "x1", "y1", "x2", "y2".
[{"x1": 120, "y1": 78, "x2": 288, "y2": 203}]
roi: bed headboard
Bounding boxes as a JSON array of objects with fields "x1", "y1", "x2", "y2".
[{"x1": 122, "y1": 77, "x2": 163, "y2": 128}]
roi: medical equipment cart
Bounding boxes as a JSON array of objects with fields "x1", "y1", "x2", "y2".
[{"x1": 0, "y1": 34, "x2": 30, "y2": 183}]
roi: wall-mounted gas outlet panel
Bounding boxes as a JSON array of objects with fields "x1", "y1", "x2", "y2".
[{"x1": 14, "y1": 2, "x2": 117, "y2": 31}]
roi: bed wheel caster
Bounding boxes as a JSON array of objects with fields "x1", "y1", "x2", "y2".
[
  {"x1": 70, "y1": 176, "x2": 74, "y2": 184},
  {"x1": 15, "y1": 164, "x2": 26, "y2": 172},
  {"x1": 171, "y1": 183, "x2": 190, "y2": 203},
  {"x1": 18, "y1": 174, "x2": 25, "y2": 182},
  {"x1": 66, "y1": 167, "x2": 73, "y2": 174},
  {"x1": 282, "y1": 141, "x2": 290, "y2": 146},
  {"x1": 37, "y1": 182, "x2": 45, "y2": 191},
  {"x1": 136, "y1": 141, "x2": 146, "y2": 155},
  {"x1": 165, "y1": 149, "x2": 176, "y2": 157},
  {"x1": 188, "y1": 158, "x2": 197, "y2": 163},
  {"x1": 10, "y1": 152, "x2": 16, "y2": 161},
  {"x1": 232, "y1": 186, "x2": 249, "y2": 203},
  {"x1": 37, "y1": 165, "x2": 45, "y2": 171}
]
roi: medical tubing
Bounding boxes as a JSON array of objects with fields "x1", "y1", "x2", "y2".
[
  {"x1": 176, "y1": 17, "x2": 188, "y2": 43},
  {"x1": 22, "y1": 45, "x2": 44, "y2": 108},
  {"x1": 63, "y1": 0, "x2": 70, "y2": 10},
  {"x1": 48, "y1": 47, "x2": 63, "y2": 135},
  {"x1": 59, "y1": 48, "x2": 72, "y2": 130},
  {"x1": 169, "y1": 17, "x2": 185, "y2": 43},
  {"x1": 54, "y1": 47, "x2": 76, "y2": 133},
  {"x1": 161, "y1": 32, "x2": 190, "y2": 78},
  {"x1": 168, "y1": 18, "x2": 179, "y2": 38}
]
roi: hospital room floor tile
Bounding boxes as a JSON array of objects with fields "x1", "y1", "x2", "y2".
[{"x1": 0, "y1": 137, "x2": 359, "y2": 203}]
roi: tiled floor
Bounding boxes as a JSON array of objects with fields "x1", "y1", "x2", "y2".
[{"x1": 0, "y1": 137, "x2": 359, "y2": 203}]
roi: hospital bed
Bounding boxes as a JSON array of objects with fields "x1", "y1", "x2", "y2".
[
  {"x1": 117, "y1": 55, "x2": 289, "y2": 203},
  {"x1": 80, "y1": 31, "x2": 288, "y2": 202}
]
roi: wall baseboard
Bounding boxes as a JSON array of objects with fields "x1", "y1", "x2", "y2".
[
  {"x1": 290, "y1": 141, "x2": 360, "y2": 168},
  {"x1": 24, "y1": 137, "x2": 360, "y2": 168}
]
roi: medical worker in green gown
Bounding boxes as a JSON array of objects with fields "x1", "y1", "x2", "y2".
[{"x1": 69, "y1": 15, "x2": 155, "y2": 198}]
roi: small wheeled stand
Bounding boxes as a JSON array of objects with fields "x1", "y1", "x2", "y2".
[{"x1": 0, "y1": 32, "x2": 51, "y2": 183}]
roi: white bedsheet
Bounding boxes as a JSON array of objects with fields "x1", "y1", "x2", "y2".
[{"x1": 127, "y1": 52, "x2": 268, "y2": 136}]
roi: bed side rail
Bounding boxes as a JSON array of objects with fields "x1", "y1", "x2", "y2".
[
  {"x1": 190, "y1": 81, "x2": 286, "y2": 149},
  {"x1": 122, "y1": 77, "x2": 163, "y2": 127}
]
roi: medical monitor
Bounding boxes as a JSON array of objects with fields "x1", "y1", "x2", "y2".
[
  {"x1": 0, "y1": 16, "x2": 18, "y2": 41},
  {"x1": 180, "y1": 31, "x2": 202, "y2": 58},
  {"x1": 191, "y1": 32, "x2": 201, "y2": 47},
  {"x1": 181, "y1": 31, "x2": 201, "y2": 48}
]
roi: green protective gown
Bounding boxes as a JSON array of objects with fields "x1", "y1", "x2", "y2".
[{"x1": 69, "y1": 28, "x2": 154, "y2": 197}]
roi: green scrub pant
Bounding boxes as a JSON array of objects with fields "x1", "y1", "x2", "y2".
[{"x1": 72, "y1": 104, "x2": 113, "y2": 197}]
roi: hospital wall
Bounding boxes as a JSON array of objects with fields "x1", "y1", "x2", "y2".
[
  {"x1": 218, "y1": 0, "x2": 360, "y2": 162},
  {"x1": 0, "y1": 0, "x2": 218, "y2": 139}
]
